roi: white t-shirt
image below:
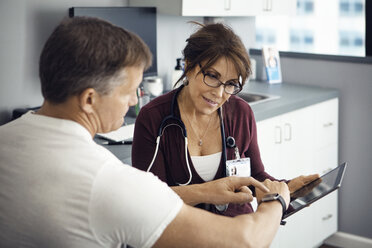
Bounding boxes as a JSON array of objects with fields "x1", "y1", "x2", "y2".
[{"x1": 0, "y1": 112, "x2": 183, "y2": 248}]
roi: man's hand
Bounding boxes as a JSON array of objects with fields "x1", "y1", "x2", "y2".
[
  {"x1": 256, "y1": 179, "x2": 290, "y2": 208},
  {"x1": 201, "y1": 176, "x2": 270, "y2": 205},
  {"x1": 172, "y1": 177, "x2": 269, "y2": 206},
  {"x1": 287, "y1": 174, "x2": 320, "y2": 194}
]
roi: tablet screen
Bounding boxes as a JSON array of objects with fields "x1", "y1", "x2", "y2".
[{"x1": 283, "y1": 162, "x2": 347, "y2": 219}]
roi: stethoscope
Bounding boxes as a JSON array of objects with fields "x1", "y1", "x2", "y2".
[{"x1": 146, "y1": 86, "x2": 237, "y2": 186}]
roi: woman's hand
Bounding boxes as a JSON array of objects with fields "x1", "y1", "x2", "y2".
[{"x1": 287, "y1": 174, "x2": 320, "y2": 194}]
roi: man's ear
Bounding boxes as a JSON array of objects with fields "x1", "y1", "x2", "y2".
[{"x1": 78, "y1": 88, "x2": 98, "y2": 114}]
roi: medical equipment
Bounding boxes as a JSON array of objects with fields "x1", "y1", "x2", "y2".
[{"x1": 146, "y1": 86, "x2": 231, "y2": 186}]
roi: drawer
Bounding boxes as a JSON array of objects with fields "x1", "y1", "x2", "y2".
[
  {"x1": 314, "y1": 98, "x2": 339, "y2": 148},
  {"x1": 312, "y1": 191, "x2": 338, "y2": 245}
]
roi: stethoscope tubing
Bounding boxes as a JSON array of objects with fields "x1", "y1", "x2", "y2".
[{"x1": 146, "y1": 86, "x2": 228, "y2": 185}]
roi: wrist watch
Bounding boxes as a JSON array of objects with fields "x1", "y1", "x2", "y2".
[{"x1": 261, "y1": 193, "x2": 287, "y2": 218}]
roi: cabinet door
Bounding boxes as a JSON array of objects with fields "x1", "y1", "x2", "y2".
[
  {"x1": 314, "y1": 99, "x2": 339, "y2": 149},
  {"x1": 182, "y1": 0, "x2": 225, "y2": 16},
  {"x1": 182, "y1": 0, "x2": 260, "y2": 16},
  {"x1": 274, "y1": 205, "x2": 316, "y2": 248},
  {"x1": 183, "y1": 0, "x2": 296, "y2": 16},
  {"x1": 258, "y1": 0, "x2": 297, "y2": 16},
  {"x1": 312, "y1": 191, "x2": 338, "y2": 246},
  {"x1": 130, "y1": 0, "x2": 296, "y2": 16},
  {"x1": 280, "y1": 105, "x2": 315, "y2": 178},
  {"x1": 256, "y1": 115, "x2": 284, "y2": 178}
]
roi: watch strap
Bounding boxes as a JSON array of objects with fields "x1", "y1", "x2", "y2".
[
  {"x1": 260, "y1": 194, "x2": 287, "y2": 225},
  {"x1": 275, "y1": 194, "x2": 287, "y2": 217}
]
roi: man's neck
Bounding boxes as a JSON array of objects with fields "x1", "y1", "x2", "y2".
[{"x1": 36, "y1": 99, "x2": 96, "y2": 137}]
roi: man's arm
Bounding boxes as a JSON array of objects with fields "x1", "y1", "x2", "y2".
[
  {"x1": 171, "y1": 176, "x2": 262, "y2": 206},
  {"x1": 155, "y1": 179, "x2": 290, "y2": 248}
]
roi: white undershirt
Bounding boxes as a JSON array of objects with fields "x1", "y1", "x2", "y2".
[{"x1": 191, "y1": 152, "x2": 222, "y2": 181}]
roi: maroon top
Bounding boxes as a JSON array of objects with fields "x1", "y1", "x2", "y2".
[{"x1": 132, "y1": 87, "x2": 281, "y2": 216}]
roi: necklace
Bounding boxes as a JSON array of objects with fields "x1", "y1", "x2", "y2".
[{"x1": 180, "y1": 103, "x2": 214, "y2": 146}]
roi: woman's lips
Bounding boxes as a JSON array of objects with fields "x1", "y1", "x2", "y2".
[{"x1": 202, "y1": 96, "x2": 218, "y2": 107}]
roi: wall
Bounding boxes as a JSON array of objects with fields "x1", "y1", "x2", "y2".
[
  {"x1": 156, "y1": 15, "x2": 255, "y2": 90},
  {"x1": 253, "y1": 54, "x2": 372, "y2": 239},
  {"x1": 0, "y1": 0, "x2": 129, "y2": 124},
  {"x1": 0, "y1": 0, "x2": 255, "y2": 124}
]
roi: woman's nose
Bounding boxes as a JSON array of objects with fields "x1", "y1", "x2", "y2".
[{"x1": 213, "y1": 84, "x2": 225, "y2": 97}]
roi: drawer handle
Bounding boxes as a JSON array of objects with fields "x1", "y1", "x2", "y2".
[
  {"x1": 284, "y1": 123, "x2": 292, "y2": 141},
  {"x1": 323, "y1": 122, "x2": 334, "y2": 127},
  {"x1": 322, "y1": 214, "x2": 333, "y2": 221},
  {"x1": 263, "y1": 0, "x2": 272, "y2": 11},
  {"x1": 224, "y1": 0, "x2": 231, "y2": 10}
]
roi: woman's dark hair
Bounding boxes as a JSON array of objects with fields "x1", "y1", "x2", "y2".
[
  {"x1": 176, "y1": 22, "x2": 251, "y2": 87},
  {"x1": 39, "y1": 16, "x2": 152, "y2": 103}
]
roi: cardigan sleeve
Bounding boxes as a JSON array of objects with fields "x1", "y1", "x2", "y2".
[{"x1": 131, "y1": 106, "x2": 168, "y2": 183}]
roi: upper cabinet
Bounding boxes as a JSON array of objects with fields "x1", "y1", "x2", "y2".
[{"x1": 128, "y1": 0, "x2": 296, "y2": 17}]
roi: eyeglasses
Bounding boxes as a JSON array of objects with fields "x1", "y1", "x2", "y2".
[{"x1": 199, "y1": 63, "x2": 242, "y2": 95}]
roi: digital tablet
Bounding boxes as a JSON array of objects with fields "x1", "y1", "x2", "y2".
[{"x1": 282, "y1": 162, "x2": 347, "y2": 219}]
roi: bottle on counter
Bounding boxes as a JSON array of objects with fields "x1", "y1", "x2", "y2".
[{"x1": 172, "y1": 58, "x2": 184, "y2": 89}]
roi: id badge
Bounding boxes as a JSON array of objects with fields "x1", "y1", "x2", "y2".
[{"x1": 226, "y1": 158, "x2": 251, "y2": 177}]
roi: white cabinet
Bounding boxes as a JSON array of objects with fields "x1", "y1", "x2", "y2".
[
  {"x1": 129, "y1": 0, "x2": 296, "y2": 16},
  {"x1": 256, "y1": 98, "x2": 339, "y2": 248}
]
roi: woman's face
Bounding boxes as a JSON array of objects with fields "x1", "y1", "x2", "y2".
[{"x1": 185, "y1": 58, "x2": 239, "y2": 115}]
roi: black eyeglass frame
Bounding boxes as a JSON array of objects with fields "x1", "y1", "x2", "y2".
[{"x1": 198, "y1": 63, "x2": 243, "y2": 95}]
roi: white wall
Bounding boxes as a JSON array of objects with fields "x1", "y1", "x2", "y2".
[
  {"x1": 0, "y1": 0, "x2": 128, "y2": 123},
  {"x1": 157, "y1": 15, "x2": 255, "y2": 90}
]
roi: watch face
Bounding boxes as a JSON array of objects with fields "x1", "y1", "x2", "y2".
[{"x1": 262, "y1": 193, "x2": 279, "y2": 201}]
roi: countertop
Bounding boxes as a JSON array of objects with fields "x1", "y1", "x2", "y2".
[
  {"x1": 97, "y1": 81, "x2": 339, "y2": 164},
  {"x1": 241, "y1": 81, "x2": 339, "y2": 122}
]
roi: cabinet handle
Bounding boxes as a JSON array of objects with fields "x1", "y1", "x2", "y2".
[
  {"x1": 323, "y1": 122, "x2": 334, "y2": 127},
  {"x1": 284, "y1": 123, "x2": 292, "y2": 141},
  {"x1": 275, "y1": 126, "x2": 282, "y2": 144},
  {"x1": 224, "y1": 0, "x2": 231, "y2": 10},
  {"x1": 263, "y1": 0, "x2": 272, "y2": 11},
  {"x1": 322, "y1": 214, "x2": 333, "y2": 221}
]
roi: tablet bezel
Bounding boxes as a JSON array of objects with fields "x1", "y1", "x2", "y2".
[{"x1": 282, "y1": 162, "x2": 347, "y2": 219}]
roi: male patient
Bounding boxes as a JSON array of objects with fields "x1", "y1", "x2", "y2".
[{"x1": 0, "y1": 17, "x2": 289, "y2": 248}]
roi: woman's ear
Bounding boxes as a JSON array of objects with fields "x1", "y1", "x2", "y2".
[
  {"x1": 78, "y1": 88, "x2": 97, "y2": 114},
  {"x1": 183, "y1": 59, "x2": 189, "y2": 71}
]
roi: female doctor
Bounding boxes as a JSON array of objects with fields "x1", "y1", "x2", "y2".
[{"x1": 132, "y1": 22, "x2": 317, "y2": 216}]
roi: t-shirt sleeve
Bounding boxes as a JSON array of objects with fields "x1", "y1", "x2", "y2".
[{"x1": 89, "y1": 161, "x2": 183, "y2": 248}]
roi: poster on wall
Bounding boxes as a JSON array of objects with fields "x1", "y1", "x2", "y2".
[{"x1": 262, "y1": 46, "x2": 282, "y2": 84}]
